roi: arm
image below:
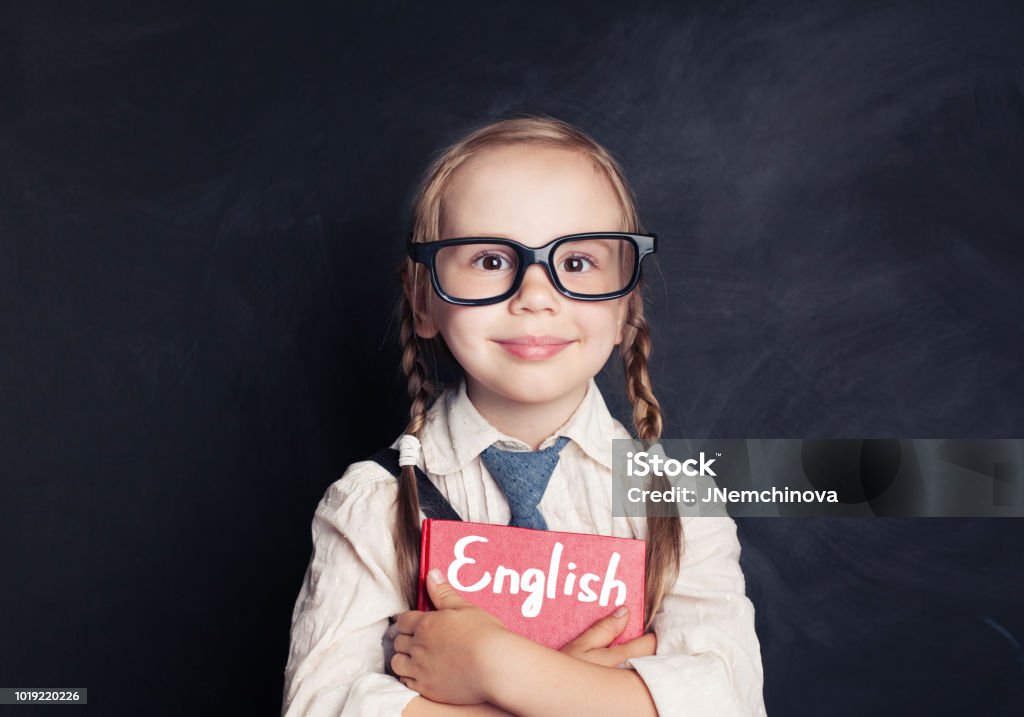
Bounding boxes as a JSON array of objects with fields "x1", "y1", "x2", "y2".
[
  {"x1": 400, "y1": 584, "x2": 657, "y2": 716},
  {"x1": 282, "y1": 465, "x2": 423, "y2": 716},
  {"x1": 624, "y1": 515, "x2": 767, "y2": 717},
  {"x1": 393, "y1": 570, "x2": 657, "y2": 717},
  {"x1": 483, "y1": 632, "x2": 659, "y2": 717},
  {"x1": 393, "y1": 519, "x2": 765, "y2": 716},
  {"x1": 458, "y1": 517, "x2": 766, "y2": 717}
]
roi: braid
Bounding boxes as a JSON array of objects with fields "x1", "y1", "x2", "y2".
[
  {"x1": 394, "y1": 276, "x2": 436, "y2": 607},
  {"x1": 622, "y1": 295, "x2": 663, "y2": 441},
  {"x1": 620, "y1": 292, "x2": 682, "y2": 632}
]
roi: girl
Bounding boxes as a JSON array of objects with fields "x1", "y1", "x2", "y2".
[{"x1": 282, "y1": 115, "x2": 766, "y2": 716}]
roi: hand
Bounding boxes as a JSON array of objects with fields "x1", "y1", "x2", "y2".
[
  {"x1": 559, "y1": 606, "x2": 657, "y2": 668},
  {"x1": 392, "y1": 568, "x2": 510, "y2": 705}
]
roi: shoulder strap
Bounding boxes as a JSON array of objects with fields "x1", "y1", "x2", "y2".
[{"x1": 366, "y1": 447, "x2": 463, "y2": 522}]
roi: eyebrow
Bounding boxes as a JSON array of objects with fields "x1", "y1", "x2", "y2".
[{"x1": 451, "y1": 231, "x2": 512, "y2": 238}]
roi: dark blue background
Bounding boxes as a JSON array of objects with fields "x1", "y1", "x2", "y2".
[{"x1": 2, "y1": 1, "x2": 1023, "y2": 714}]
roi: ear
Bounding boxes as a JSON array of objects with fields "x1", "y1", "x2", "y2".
[
  {"x1": 407, "y1": 278, "x2": 440, "y2": 340},
  {"x1": 614, "y1": 297, "x2": 628, "y2": 345}
]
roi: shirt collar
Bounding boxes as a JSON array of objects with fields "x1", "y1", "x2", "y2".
[{"x1": 420, "y1": 376, "x2": 618, "y2": 475}]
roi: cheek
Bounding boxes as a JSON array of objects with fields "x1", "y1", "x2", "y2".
[
  {"x1": 434, "y1": 306, "x2": 489, "y2": 353},
  {"x1": 581, "y1": 306, "x2": 625, "y2": 343}
]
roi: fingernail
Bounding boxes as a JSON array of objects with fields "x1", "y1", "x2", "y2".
[
  {"x1": 613, "y1": 605, "x2": 628, "y2": 617},
  {"x1": 428, "y1": 568, "x2": 445, "y2": 585}
]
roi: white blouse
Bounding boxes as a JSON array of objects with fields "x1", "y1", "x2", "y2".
[{"x1": 282, "y1": 377, "x2": 767, "y2": 716}]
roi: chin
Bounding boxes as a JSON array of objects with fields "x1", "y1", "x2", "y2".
[{"x1": 492, "y1": 377, "x2": 588, "y2": 406}]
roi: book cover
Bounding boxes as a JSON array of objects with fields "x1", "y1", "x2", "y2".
[{"x1": 417, "y1": 519, "x2": 646, "y2": 650}]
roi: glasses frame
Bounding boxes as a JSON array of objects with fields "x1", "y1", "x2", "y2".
[{"x1": 407, "y1": 231, "x2": 657, "y2": 306}]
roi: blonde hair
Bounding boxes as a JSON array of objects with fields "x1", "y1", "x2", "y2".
[{"x1": 393, "y1": 113, "x2": 681, "y2": 631}]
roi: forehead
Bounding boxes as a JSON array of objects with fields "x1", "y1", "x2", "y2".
[{"x1": 440, "y1": 144, "x2": 624, "y2": 240}]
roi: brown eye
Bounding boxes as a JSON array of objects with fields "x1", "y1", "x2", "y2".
[
  {"x1": 470, "y1": 251, "x2": 514, "y2": 272},
  {"x1": 561, "y1": 255, "x2": 596, "y2": 273}
]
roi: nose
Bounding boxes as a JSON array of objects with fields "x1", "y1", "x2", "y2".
[{"x1": 508, "y1": 263, "x2": 560, "y2": 313}]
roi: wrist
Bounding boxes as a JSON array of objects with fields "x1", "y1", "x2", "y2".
[{"x1": 474, "y1": 627, "x2": 524, "y2": 704}]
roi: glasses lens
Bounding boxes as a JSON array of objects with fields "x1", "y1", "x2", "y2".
[
  {"x1": 435, "y1": 241, "x2": 519, "y2": 301},
  {"x1": 553, "y1": 237, "x2": 636, "y2": 295}
]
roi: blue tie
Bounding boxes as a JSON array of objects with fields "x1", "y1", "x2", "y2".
[{"x1": 479, "y1": 436, "x2": 571, "y2": 530}]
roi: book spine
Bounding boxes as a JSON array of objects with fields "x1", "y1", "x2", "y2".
[{"x1": 416, "y1": 518, "x2": 432, "y2": 611}]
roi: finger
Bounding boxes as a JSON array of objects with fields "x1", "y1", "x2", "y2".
[
  {"x1": 570, "y1": 648, "x2": 624, "y2": 668},
  {"x1": 562, "y1": 605, "x2": 630, "y2": 651},
  {"x1": 399, "y1": 675, "x2": 421, "y2": 694},
  {"x1": 390, "y1": 651, "x2": 412, "y2": 677},
  {"x1": 424, "y1": 567, "x2": 470, "y2": 610},
  {"x1": 395, "y1": 610, "x2": 424, "y2": 635},
  {"x1": 627, "y1": 632, "x2": 658, "y2": 656},
  {"x1": 602, "y1": 632, "x2": 658, "y2": 663},
  {"x1": 393, "y1": 633, "x2": 413, "y2": 655}
]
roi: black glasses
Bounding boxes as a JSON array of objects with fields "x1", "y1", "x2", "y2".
[{"x1": 407, "y1": 232, "x2": 657, "y2": 306}]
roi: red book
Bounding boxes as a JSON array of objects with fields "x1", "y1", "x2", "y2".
[{"x1": 417, "y1": 519, "x2": 646, "y2": 650}]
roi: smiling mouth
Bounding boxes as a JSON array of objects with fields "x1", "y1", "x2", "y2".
[
  {"x1": 493, "y1": 336, "x2": 575, "y2": 360},
  {"x1": 495, "y1": 335, "x2": 573, "y2": 346}
]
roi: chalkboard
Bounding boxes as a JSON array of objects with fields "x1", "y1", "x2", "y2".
[{"x1": 2, "y1": 1, "x2": 1022, "y2": 714}]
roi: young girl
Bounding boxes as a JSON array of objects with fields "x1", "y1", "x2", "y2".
[{"x1": 282, "y1": 115, "x2": 766, "y2": 716}]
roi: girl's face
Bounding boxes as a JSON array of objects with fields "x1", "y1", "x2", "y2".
[{"x1": 414, "y1": 144, "x2": 629, "y2": 416}]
